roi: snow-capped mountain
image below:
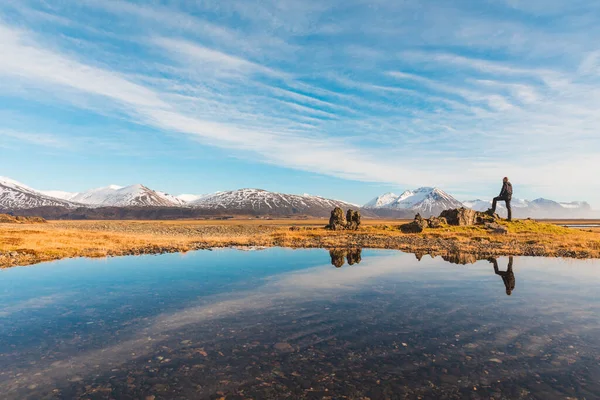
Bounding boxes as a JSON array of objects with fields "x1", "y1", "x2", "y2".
[
  {"x1": 70, "y1": 184, "x2": 186, "y2": 207},
  {"x1": 463, "y1": 198, "x2": 592, "y2": 218},
  {"x1": 365, "y1": 187, "x2": 464, "y2": 217},
  {"x1": 176, "y1": 194, "x2": 208, "y2": 203},
  {"x1": 0, "y1": 177, "x2": 79, "y2": 210},
  {"x1": 38, "y1": 190, "x2": 79, "y2": 201},
  {"x1": 364, "y1": 192, "x2": 399, "y2": 208},
  {"x1": 191, "y1": 188, "x2": 360, "y2": 216}
]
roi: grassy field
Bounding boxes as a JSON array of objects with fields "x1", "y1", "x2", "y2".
[{"x1": 2, "y1": 218, "x2": 600, "y2": 268}]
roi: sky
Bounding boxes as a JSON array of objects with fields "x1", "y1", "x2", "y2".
[{"x1": 1, "y1": 0, "x2": 599, "y2": 207}]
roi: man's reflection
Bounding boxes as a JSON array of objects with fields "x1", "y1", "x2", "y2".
[{"x1": 489, "y1": 256, "x2": 515, "y2": 295}]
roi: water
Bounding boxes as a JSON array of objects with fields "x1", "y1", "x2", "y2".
[{"x1": 1, "y1": 249, "x2": 599, "y2": 399}]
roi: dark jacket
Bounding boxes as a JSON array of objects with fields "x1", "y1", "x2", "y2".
[{"x1": 499, "y1": 181, "x2": 512, "y2": 200}]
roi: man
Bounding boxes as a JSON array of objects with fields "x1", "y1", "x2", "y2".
[
  {"x1": 489, "y1": 256, "x2": 515, "y2": 296},
  {"x1": 491, "y1": 177, "x2": 512, "y2": 221}
]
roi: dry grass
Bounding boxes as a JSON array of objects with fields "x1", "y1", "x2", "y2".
[{"x1": 1, "y1": 218, "x2": 599, "y2": 268}]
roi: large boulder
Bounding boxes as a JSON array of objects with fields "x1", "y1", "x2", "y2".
[
  {"x1": 400, "y1": 214, "x2": 428, "y2": 233},
  {"x1": 326, "y1": 207, "x2": 347, "y2": 230},
  {"x1": 440, "y1": 207, "x2": 477, "y2": 226},
  {"x1": 346, "y1": 209, "x2": 362, "y2": 230},
  {"x1": 440, "y1": 207, "x2": 502, "y2": 226}
]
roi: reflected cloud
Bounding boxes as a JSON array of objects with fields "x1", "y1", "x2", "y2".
[{"x1": 2, "y1": 249, "x2": 600, "y2": 399}]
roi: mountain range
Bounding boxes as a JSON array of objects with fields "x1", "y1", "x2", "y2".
[
  {"x1": 0, "y1": 177, "x2": 360, "y2": 218},
  {"x1": 364, "y1": 187, "x2": 464, "y2": 218},
  {"x1": 0, "y1": 176, "x2": 595, "y2": 219}
]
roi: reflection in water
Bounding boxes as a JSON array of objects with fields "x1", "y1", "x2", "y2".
[
  {"x1": 329, "y1": 248, "x2": 362, "y2": 267},
  {"x1": 1, "y1": 249, "x2": 599, "y2": 399},
  {"x1": 490, "y1": 256, "x2": 516, "y2": 295},
  {"x1": 441, "y1": 252, "x2": 478, "y2": 265}
]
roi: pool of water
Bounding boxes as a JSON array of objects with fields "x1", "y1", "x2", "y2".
[{"x1": 1, "y1": 249, "x2": 599, "y2": 399}]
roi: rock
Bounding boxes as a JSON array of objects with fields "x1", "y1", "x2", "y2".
[
  {"x1": 427, "y1": 216, "x2": 447, "y2": 228},
  {"x1": 400, "y1": 214, "x2": 428, "y2": 233},
  {"x1": 345, "y1": 209, "x2": 361, "y2": 230},
  {"x1": 326, "y1": 207, "x2": 347, "y2": 230},
  {"x1": 485, "y1": 222, "x2": 508, "y2": 234},
  {"x1": 346, "y1": 248, "x2": 362, "y2": 265},
  {"x1": 274, "y1": 342, "x2": 294, "y2": 352},
  {"x1": 329, "y1": 249, "x2": 346, "y2": 268},
  {"x1": 440, "y1": 207, "x2": 501, "y2": 226},
  {"x1": 439, "y1": 207, "x2": 477, "y2": 226},
  {"x1": 476, "y1": 209, "x2": 500, "y2": 224}
]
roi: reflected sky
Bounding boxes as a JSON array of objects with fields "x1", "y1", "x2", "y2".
[{"x1": 1, "y1": 249, "x2": 599, "y2": 399}]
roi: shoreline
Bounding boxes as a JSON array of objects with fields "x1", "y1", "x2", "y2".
[{"x1": 1, "y1": 219, "x2": 600, "y2": 268}]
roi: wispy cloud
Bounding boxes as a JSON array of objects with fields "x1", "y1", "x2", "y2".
[{"x1": 0, "y1": 0, "x2": 599, "y2": 204}]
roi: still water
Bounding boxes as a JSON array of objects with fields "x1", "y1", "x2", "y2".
[{"x1": 1, "y1": 249, "x2": 599, "y2": 399}]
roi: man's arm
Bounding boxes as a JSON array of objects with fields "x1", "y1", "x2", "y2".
[{"x1": 499, "y1": 182, "x2": 508, "y2": 197}]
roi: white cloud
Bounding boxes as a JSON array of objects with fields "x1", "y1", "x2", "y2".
[{"x1": 1, "y1": 0, "x2": 600, "y2": 205}]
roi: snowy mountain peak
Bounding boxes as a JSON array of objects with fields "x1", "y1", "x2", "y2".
[
  {"x1": 190, "y1": 188, "x2": 358, "y2": 216},
  {"x1": 364, "y1": 192, "x2": 399, "y2": 208},
  {"x1": 365, "y1": 187, "x2": 464, "y2": 217},
  {"x1": 69, "y1": 184, "x2": 184, "y2": 207},
  {"x1": 0, "y1": 177, "x2": 78, "y2": 210}
]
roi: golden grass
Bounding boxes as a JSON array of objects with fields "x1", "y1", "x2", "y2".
[{"x1": 1, "y1": 218, "x2": 599, "y2": 268}]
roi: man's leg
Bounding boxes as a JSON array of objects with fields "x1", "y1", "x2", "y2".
[
  {"x1": 491, "y1": 196, "x2": 500, "y2": 213},
  {"x1": 505, "y1": 199, "x2": 512, "y2": 221}
]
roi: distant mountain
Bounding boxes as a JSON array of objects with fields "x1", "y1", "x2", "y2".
[
  {"x1": 463, "y1": 198, "x2": 592, "y2": 218},
  {"x1": 191, "y1": 188, "x2": 362, "y2": 217},
  {"x1": 0, "y1": 177, "x2": 79, "y2": 210},
  {"x1": 69, "y1": 184, "x2": 186, "y2": 207},
  {"x1": 365, "y1": 187, "x2": 464, "y2": 217},
  {"x1": 176, "y1": 194, "x2": 208, "y2": 203},
  {"x1": 1, "y1": 175, "x2": 595, "y2": 219},
  {"x1": 38, "y1": 190, "x2": 79, "y2": 201}
]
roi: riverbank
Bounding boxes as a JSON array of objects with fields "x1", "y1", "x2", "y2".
[{"x1": 1, "y1": 219, "x2": 600, "y2": 268}]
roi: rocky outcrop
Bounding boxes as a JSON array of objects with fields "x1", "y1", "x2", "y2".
[
  {"x1": 439, "y1": 207, "x2": 477, "y2": 226},
  {"x1": 400, "y1": 214, "x2": 429, "y2": 233},
  {"x1": 440, "y1": 207, "x2": 500, "y2": 226},
  {"x1": 346, "y1": 209, "x2": 362, "y2": 230},
  {"x1": 325, "y1": 208, "x2": 361, "y2": 230},
  {"x1": 401, "y1": 214, "x2": 448, "y2": 233},
  {"x1": 326, "y1": 207, "x2": 347, "y2": 230},
  {"x1": 427, "y1": 216, "x2": 447, "y2": 228},
  {"x1": 401, "y1": 207, "x2": 508, "y2": 234}
]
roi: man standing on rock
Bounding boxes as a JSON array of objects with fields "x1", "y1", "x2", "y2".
[{"x1": 491, "y1": 177, "x2": 512, "y2": 221}]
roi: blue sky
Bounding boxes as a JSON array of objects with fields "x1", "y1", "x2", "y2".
[{"x1": 1, "y1": 0, "x2": 599, "y2": 206}]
